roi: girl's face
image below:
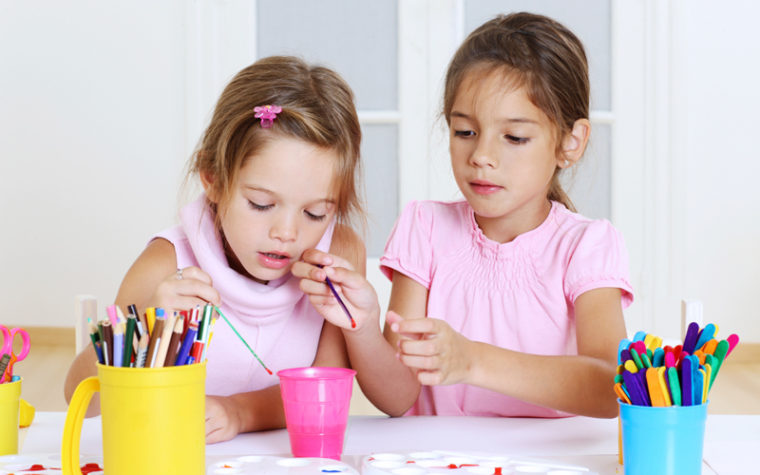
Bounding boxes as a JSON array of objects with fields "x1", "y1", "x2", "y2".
[
  {"x1": 449, "y1": 69, "x2": 564, "y2": 243},
  {"x1": 214, "y1": 135, "x2": 339, "y2": 283}
]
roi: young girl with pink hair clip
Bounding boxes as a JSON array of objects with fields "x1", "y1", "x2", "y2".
[{"x1": 65, "y1": 56, "x2": 365, "y2": 442}]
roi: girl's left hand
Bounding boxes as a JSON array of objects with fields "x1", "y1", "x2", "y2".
[
  {"x1": 387, "y1": 311, "x2": 476, "y2": 386},
  {"x1": 205, "y1": 395, "x2": 241, "y2": 444}
]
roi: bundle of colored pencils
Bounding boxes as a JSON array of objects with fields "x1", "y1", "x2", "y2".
[
  {"x1": 88, "y1": 303, "x2": 217, "y2": 368},
  {"x1": 614, "y1": 322, "x2": 739, "y2": 406}
]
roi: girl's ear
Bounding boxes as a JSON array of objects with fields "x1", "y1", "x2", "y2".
[
  {"x1": 558, "y1": 118, "x2": 591, "y2": 168},
  {"x1": 200, "y1": 171, "x2": 218, "y2": 203}
]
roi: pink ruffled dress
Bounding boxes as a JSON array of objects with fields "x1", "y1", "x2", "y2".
[{"x1": 380, "y1": 200, "x2": 633, "y2": 417}]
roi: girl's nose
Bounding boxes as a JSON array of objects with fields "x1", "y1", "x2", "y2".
[
  {"x1": 270, "y1": 213, "x2": 297, "y2": 242},
  {"x1": 469, "y1": 138, "x2": 497, "y2": 168}
]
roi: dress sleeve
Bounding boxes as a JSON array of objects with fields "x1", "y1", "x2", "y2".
[
  {"x1": 565, "y1": 220, "x2": 634, "y2": 308},
  {"x1": 379, "y1": 200, "x2": 435, "y2": 289}
]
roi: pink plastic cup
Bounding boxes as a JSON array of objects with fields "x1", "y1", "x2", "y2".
[{"x1": 278, "y1": 367, "x2": 356, "y2": 460}]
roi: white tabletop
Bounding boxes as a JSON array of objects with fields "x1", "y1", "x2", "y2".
[{"x1": 19, "y1": 412, "x2": 758, "y2": 474}]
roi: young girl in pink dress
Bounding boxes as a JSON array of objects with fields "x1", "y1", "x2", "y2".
[{"x1": 294, "y1": 12, "x2": 632, "y2": 419}]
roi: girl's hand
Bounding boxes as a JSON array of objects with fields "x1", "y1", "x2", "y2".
[
  {"x1": 292, "y1": 249, "x2": 380, "y2": 332},
  {"x1": 387, "y1": 310, "x2": 476, "y2": 386},
  {"x1": 205, "y1": 395, "x2": 242, "y2": 444},
  {"x1": 150, "y1": 266, "x2": 221, "y2": 315}
]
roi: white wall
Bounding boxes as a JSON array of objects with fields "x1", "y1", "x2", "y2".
[
  {"x1": 1, "y1": 1, "x2": 189, "y2": 328},
  {"x1": 1, "y1": 1, "x2": 759, "y2": 343},
  {"x1": 674, "y1": 0, "x2": 760, "y2": 340}
]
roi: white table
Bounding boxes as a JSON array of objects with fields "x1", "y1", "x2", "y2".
[{"x1": 19, "y1": 412, "x2": 758, "y2": 474}]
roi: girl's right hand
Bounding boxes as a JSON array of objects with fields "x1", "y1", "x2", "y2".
[
  {"x1": 293, "y1": 249, "x2": 380, "y2": 333},
  {"x1": 149, "y1": 266, "x2": 221, "y2": 315}
]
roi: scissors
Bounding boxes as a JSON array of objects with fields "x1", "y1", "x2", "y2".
[{"x1": 1, "y1": 325, "x2": 30, "y2": 382}]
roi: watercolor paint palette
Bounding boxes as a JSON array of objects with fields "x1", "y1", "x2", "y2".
[
  {"x1": 206, "y1": 454, "x2": 358, "y2": 474},
  {"x1": 361, "y1": 451, "x2": 597, "y2": 475},
  {"x1": 0, "y1": 454, "x2": 358, "y2": 474}
]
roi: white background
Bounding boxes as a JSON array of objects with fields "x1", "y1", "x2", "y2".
[{"x1": 1, "y1": 0, "x2": 758, "y2": 343}]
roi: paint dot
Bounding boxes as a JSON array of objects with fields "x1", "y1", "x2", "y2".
[
  {"x1": 213, "y1": 461, "x2": 243, "y2": 469},
  {"x1": 213, "y1": 468, "x2": 242, "y2": 475},
  {"x1": 444, "y1": 457, "x2": 478, "y2": 466},
  {"x1": 320, "y1": 465, "x2": 349, "y2": 473}
]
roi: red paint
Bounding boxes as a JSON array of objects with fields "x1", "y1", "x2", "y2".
[
  {"x1": 82, "y1": 463, "x2": 105, "y2": 474},
  {"x1": 351, "y1": 319, "x2": 356, "y2": 329},
  {"x1": 266, "y1": 368, "x2": 273, "y2": 375},
  {"x1": 21, "y1": 464, "x2": 46, "y2": 471},
  {"x1": 493, "y1": 468, "x2": 503, "y2": 475},
  {"x1": 448, "y1": 463, "x2": 458, "y2": 469}
]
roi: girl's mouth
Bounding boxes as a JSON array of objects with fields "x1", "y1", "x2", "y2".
[
  {"x1": 258, "y1": 251, "x2": 291, "y2": 269},
  {"x1": 470, "y1": 180, "x2": 503, "y2": 195}
]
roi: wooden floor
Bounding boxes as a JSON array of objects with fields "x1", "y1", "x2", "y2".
[{"x1": 15, "y1": 341, "x2": 760, "y2": 416}]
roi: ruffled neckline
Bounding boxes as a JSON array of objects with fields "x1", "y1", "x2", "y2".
[{"x1": 466, "y1": 200, "x2": 561, "y2": 257}]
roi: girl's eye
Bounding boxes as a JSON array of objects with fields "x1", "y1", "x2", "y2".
[
  {"x1": 304, "y1": 210, "x2": 326, "y2": 222},
  {"x1": 248, "y1": 200, "x2": 272, "y2": 211},
  {"x1": 505, "y1": 134, "x2": 529, "y2": 144},
  {"x1": 454, "y1": 130, "x2": 475, "y2": 137}
]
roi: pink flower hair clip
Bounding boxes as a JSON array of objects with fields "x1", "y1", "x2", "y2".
[{"x1": 254, "y1": 104, "x2": 282, "y2": 128}]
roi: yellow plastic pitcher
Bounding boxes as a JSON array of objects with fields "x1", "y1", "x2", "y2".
[
  {"x1": 0, "y1": 378, "x2": 21, "y2": 455},
  {"x1": 62, "y1": 363, "x2": 205, "y2": 475}
]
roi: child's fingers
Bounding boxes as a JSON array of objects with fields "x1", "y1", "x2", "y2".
[
  {"x1": 416, "y1": 370, "x2": 444, "y2": 386},
  {"x1": 300, "y1": 248, "x2": 334, "y2": 266},
  {"x1": 298, "y1": 278, "x2": 332, "y2": 297},
  {"x1": 390, "y1": 316, "x2": 438, "y2": 336},
  {"x1": 399, "y1": 338, "x2": 439, "y2": 357},
  {"x1": 323, "y1": 265, "x2": 363, "y2": 288},
  {"x1": 175, "y1": 279, "x2": 221, "y2": 306},
  {"x1": 398, "y1": 353, "x2": 441, "y2": 371},
  {"x1": 291, "y1": 260, "x2": 325, "y2": 282},
  {"x1": 177, "y1": 266, "x2": 213, "y2": 285}
]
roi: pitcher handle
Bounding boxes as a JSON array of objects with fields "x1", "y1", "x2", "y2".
[{"x1": 62, "y1": 377, "x2": 100, "y2": 475}]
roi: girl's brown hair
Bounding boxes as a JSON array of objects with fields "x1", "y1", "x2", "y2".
[
  {"x1": 443, "y1": 12, "x2": 590, "y2": 211},
  {"x1": 190, "y1": 55, "x2": 363, "y2": 226}
]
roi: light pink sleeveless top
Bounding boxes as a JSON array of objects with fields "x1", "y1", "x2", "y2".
[{"x1": 154, "y1": 194, "x2": 335, "y2": 396}]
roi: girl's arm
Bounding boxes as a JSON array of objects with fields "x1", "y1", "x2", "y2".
[
  {"x1": 471, "y1": 287, "x2": 625, "y2": 417},
  {"x1": 394, "y1": 287, "x2": 626, "y2": 418},
  {"x1": 347, "y1": 271, "x2": 427, "y2": 416}
]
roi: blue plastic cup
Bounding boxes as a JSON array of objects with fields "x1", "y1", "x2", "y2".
[{"x1": 619, "y1": 400, "x2": 708, "y2": 475}]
